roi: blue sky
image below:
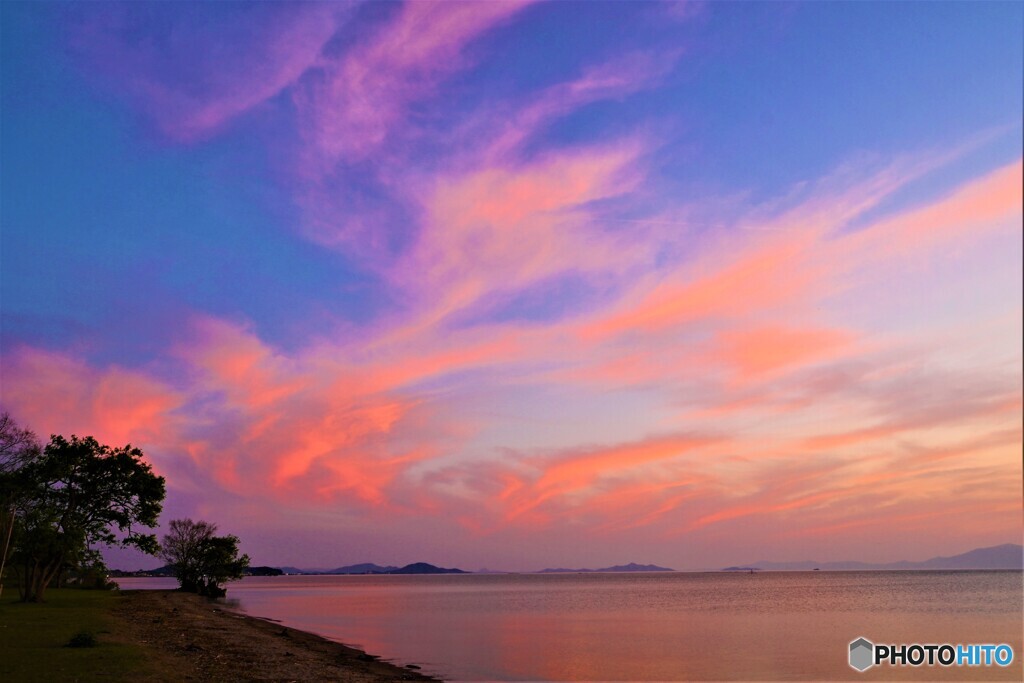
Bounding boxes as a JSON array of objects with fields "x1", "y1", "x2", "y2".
[{"x1": 2, "y1": 1, "x2": 1021, "y2": 570}]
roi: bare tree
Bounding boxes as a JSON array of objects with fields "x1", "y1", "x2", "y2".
[
  {"x1": 0, "y1": 412, "x2": 40, "y2": 598},
  {"x1": 0, "y1": 411, "x2": 40, "y2": 472},
  {"x1": 160, "y1": 518, "x2": 217, "y2": 593},
  {"x1": 161, "y1": 518, "x2": 249, "y2": 597}
]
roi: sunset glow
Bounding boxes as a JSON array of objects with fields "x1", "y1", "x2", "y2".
[{"x1": 2, "y1": 1, "x2": 1021, "y2": 571}]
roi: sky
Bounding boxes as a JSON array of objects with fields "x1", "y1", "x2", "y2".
[{"x1": 1, "y1": 1, "x2": 1021, "y2": 572}]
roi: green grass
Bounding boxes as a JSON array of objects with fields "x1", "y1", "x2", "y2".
[{"x1": 0, "y1": 589, "x2": 151, "y2": 682}]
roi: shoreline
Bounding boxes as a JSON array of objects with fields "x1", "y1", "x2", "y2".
[{"x1": 111, "y1": 589, "x2": 440, "y2": 681}]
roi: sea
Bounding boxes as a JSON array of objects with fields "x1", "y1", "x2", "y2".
[{"x1": 116, "y1": 570, "x2": 1023, "y2": 681}]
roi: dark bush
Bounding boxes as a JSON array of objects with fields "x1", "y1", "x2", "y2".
[{"x1": 66, "y1": 631, "x2": 97, "y2": 648}]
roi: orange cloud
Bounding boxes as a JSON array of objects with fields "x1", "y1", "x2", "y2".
[
  {"x1": 429, "y1": 434, "x2": 724, "y2": 534},
  {"x1": 0, "y1": 347, "x2": 182, "y2": 463},
  {"x1": 845, "y1": 159, "x2": 1023, "y2": 259},
  {"x1": 180, "y1": 316, "x2": 307, "y2": 409},
  {"x1": 794, "y1": 157, "x2": 1023, "y2": 315},
  {"x1": 713, "y1": 326, "x2": 854, "y2": 381},
  {"x1": 403, "y1": 141, "x2": 647, "y2": 324},
  {"x1": 530, "y1": 434, "x2": 716, "y2": 502},
  {"x1": 3, "y1": 153, "x2": 1020, "y2": 567},
  {"x1": 580, "y1": 234, "x2": 820, "y2": 341}
]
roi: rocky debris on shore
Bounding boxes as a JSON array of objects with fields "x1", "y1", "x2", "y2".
[{"x1": 111, "y1": 590, "x2": 439, "y2": 682}]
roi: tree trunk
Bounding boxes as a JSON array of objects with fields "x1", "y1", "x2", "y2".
[
  {"x1": 18, "y1": 558, "x2": 29, "y2": 601},
  {"x1": 0, "y1": 505, "x2": 15, "y2": 599},
  {"x1": 20, "y1": 558, "x2": 40, "y2": 602},
  {"x1": 21, "y1": 553, "x2": 62, "y2": 602},
  {"x1": 24, "y1": 563, "x2": 42, "y2": 602}
]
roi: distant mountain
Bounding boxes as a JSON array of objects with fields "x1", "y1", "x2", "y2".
[
  {"x1": 246, "y1": 566, "x2": 283, "y2": 576},
  {"x1": 911, "y1": 544, "x2": 1023, "y2": 570},
  {"x1": 600, "y1": 563, "x2": 674, "y2": 572},
  {"x1": 388, "y1": 562, "x2": 467, "y2": 575},
  {"x1": 110, "y1": 564, "x2": 175, "y2": 578},
  {"x1": 736, "y1": 544, "x2": 1023, "y2": 571},
  {"x1": 328, "y1": 563, "x2": 399, "y2": 574},
  {"x1": 113, "y1": 564, "x2": 282, "y2": 577},
  {"x1": 276, "y1": 562, "x2": 466, "y2": 575},
  {"x1": 538, "y1": 562, "x2": 674, "y2": 573}
]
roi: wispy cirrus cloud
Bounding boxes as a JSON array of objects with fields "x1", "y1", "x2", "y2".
[
  {"x1": 293, "y1": 0, "x2": 536, "y2": 172},
  {"x1": 404, "y1": 140, "x2": 648, "y2": 323},
  {"x1": 7, "y1": 150, "x2": 1018, "y2": 564},
  {"x1": 477, "y1": 49, "x2": 683, "y2": 163},
  {"x1": 6, "y1": 2, "x2": 1020, "y2": 569},
  {"x1": 293, "y1": 41, "x2": 679, "y2": 262},
  {"x1": 69, "y1": 2, "x2": 347, "y2": 141}
]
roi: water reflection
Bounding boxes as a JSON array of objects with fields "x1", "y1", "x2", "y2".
[{"x1": 117, "y1": 571, "x2": 1023, "y2": 681}]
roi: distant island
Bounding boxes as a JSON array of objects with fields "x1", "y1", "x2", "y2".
[
  {"x1": 328, "y1": 563, "x2": 399, "y2": 574},
  {"x1": 111, "y1": 565, "x2": 283, "y2": 578},
  {"x1": 537, "y1": 562, "x2": 674, "y2": 573},
  {"x1": 255, "y1": 562, "x2": 468, "y2": 575},
  {"x1": 272, "y1": 561, "x2": 672, "y2": 575},
  {"x1": 114, "y1": 561, "x2": 466, "y2": 577},
  {"x1": 389, "y1": 562, "x2": 466, "y2": 575},
  {"x1": 113, "y1": 544, "x2": 1021, "y2": 578},
  {"x1": 727, "y1": 543, "x2": 1023, "y2": 571}
]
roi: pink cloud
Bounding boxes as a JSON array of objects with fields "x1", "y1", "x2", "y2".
[
  {"x1": 514, "y1": 434, "x2": 719, "y2": 522},
  {"x1": 4, "y1": 150, "x2": 1020, "y2": 567},
  {"x1": 294, "y1": 1, "x2": 535, "y2": 169},
  {"x1": 479, "y1": 49, "x2": 683, "y2": 162},
  {"x1": 579, "y1": 234, "x2": 822, "y2": 342},
  {"x1": 712, "y1": 325, "x2": 854, "y2": 381},
  {"x1": 678, "y1": 428, "x2": 1022, "y2": 546},
  {"x1": 287, "y1": 9, "x2": 688, "y2": 263},
  {"x1": 30, "y1": 0, "x2": 1022, "y2": 568},
  {"x1": 405, "y1": 141, "x2": 647, "y2": 318},
  {"x1": 0, "y1": 346, "x2": 182, "y2": 464},
  {"x1": 837, "y1": 159, "x2": 1023, "y2": 262},
  {"x1": 425, "y1": 433, "x2": 725, "y2": 535},
  {"x1": 176, "y1": 316, "x2": 308, "y2": 410},
  {"x1": 70, "y1": 3, "x2": 344, "y2": 141},
  {"x1": 800, "y1": 382, "x2": 1021, "y2": 453}
]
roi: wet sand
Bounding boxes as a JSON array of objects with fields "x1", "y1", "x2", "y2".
[{"x1": 111, "y1": 590, "x2": 440, "y2": 682}]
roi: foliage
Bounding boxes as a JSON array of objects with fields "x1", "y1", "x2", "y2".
[
  {"x1": 7, "y1": 432, "x2": 165, "y2": 602},
  {"x1": 161, "y1": 518, "x2": 249, "y2": 597},
  {"x1": 65, "y1": 551, "x2": 118, "y2": 590}
]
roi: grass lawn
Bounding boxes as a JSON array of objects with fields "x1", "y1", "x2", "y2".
[{"x1": 0, "y1": 588, "x2": 155, "y2": 682}]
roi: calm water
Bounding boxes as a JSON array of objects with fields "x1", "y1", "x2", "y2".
[{"x1": 118, "y1": 571, "x2": 1023, "y2": 681}]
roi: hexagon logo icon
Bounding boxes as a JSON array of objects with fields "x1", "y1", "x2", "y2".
[{"x1": 849, "y1": 637, "x2": 874, "y2": 672}]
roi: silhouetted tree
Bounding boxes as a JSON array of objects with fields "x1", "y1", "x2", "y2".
[
  {"x1": 0, "y1": 412, "x2": 42, "y2": 598},
  {"x1": 161, "y1": 518, "x2": 249, "y2": 597},
  {"x1": 9, "y1": 434, "x2": 165, "y2": 602},
  {"x1": 160, "y1": 518, "x2": 216, "y2": 593}
]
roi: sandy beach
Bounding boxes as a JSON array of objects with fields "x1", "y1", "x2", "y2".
[{"x1": 110, "y1": 590, "x2": 439, "y2": 682}]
